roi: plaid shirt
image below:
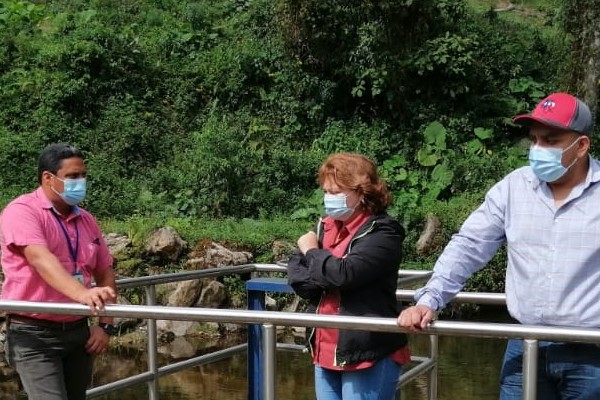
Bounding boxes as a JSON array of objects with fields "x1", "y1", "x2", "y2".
[{"x1": 416, "y1": 157, "x2": 600, "y2": 327}]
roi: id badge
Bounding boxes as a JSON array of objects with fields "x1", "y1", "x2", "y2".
[{"x1": 73, "y1": 271, "x2": 84, "y2": 284}]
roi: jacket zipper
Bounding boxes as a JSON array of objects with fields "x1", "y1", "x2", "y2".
[
  {"x1": 346, "y1": 221, "x2": 377, "y2": 253},
  {"x1": 307, "y1": 219, "x2": 323, "y2": 359},
  {"x1": 307, "y1": 291, "x2": 324, "y2": 358}
]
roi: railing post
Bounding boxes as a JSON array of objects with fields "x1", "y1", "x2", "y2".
[
  {"x1": 246, "y1": 277, "x2": 295, "y2": 400},
  {"x1": 247, "y1": 286, "x2": 265, "y2": 400},
  {"x1": 145, "y1": 285, "x2": 159, "y2": 400},
  {"x1": 522, "y1": 339, "x2": 538, "y2": 400},
  {"x1": 262, "y1": 324, "x2": 277, "y2": 400},
  {"x1": 428, "y1": 334, "x2": 439, "y2": 400}
]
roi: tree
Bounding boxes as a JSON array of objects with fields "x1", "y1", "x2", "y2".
[{"x1": 563, "y1": 0, "x2": 600, "y2": 117}]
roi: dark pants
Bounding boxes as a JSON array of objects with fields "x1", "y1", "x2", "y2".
[
  {"x1": 499, "y1": 339, "x2": 600, "y2": 400},
  {"x1": 5, "y1": 321, "x2": 92, "y2": 400}
]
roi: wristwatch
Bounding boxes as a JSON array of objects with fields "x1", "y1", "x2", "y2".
[{"x1": 98, "y1": 323, "x2": 118, "y2": 336}]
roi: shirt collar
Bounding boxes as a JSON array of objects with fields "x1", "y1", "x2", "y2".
[
  {"x1": 526, "y1": 155, "x2": 600, "y2": 190},
  {"x1": 324, "y1": 211, "x2": 372, "y2": 237},
  {"x1": 587, "y1": 155, "x2": 600, "y2": 184},
  {"x1": 35, "y1": 187, "x2": 81, "y2": 218}
]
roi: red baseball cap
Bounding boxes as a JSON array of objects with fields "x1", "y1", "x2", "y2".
[{"x1": 513, "y1": 92, "x2": 594, "y2": 135}]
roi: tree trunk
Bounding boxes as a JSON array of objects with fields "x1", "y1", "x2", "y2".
[{"x1": 564, "y1": 0, "x2": 600, "y2": 117}]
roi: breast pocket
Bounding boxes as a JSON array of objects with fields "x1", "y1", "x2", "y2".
[{"x1": 77, "y1": 242, "x2": 100, "y2": 287}]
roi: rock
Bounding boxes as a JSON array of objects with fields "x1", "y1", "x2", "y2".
[
  {"x1": 157, "y1": 279, "x2": 205, "y2": 337},
  {"x1": 113, "y1": 295, "x2": 139, "y2": 333},
  {"x1": 103, "y1": 233, "x2": 132, "y2": 257},
  {"x1": 283, "y1": 295, "x2": 301, "y2": 313},
  {"x1": 162, "y1": 336, "x2": 196, "y2": 359},
  {"x1": 156, "y1": 320, "x2": 203, "y2": 337},
  {"x1": 185, "y1": 257, "x2": 206, "y2": 269},
  {"x1": 221, "y1": 323, "x2": 244, "y2": 334},
  {"x1": 167, "y1": 280, "x2": 203, "y2": 307},
  {"x1": 271, "y1": 240, "x2": 295, "y2": 263},
  {"x1": 265, "y1": 295, "x2": 277, "y2": 311},
  {"x1": 0, "y1": 322, "x2": 5, "y2": 354},
  {"x1": 206, "y1": 243, "x2": 252, "y2": 266},
  {"x1": 186, "y1": 241, "x2": 253, "y2": 270},
  {"x1": 197, "y1": 281, "x2": 226, "y2": 308},
  {"x1": 292, "y1": 326, "x2": 306, "y2": 339},
  {"x1": 144, "y1": 227, "x2": 188, "y2": 261}
]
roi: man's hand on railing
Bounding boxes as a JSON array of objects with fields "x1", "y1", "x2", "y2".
[
  {"x1": 76, "y1": 286, "x2": 116, "y2": 314},
  {"x1": 397, "y1": 305, "x2": 435, "y2": 333}
]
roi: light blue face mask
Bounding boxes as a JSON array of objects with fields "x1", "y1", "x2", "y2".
[
  {"x1": 323, "y1": 193, "x2": 355, "y2": 221},
  {"x1": 528, "y1": 137, "x2": 581, "y2": 183},
  {"x1": 51, "y1": 175, "x2": 87, "y2": 206}
]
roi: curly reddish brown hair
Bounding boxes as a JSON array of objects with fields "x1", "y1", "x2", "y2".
[{"x1": 318, "y1": 153, "x2": 392, "y2": 214}]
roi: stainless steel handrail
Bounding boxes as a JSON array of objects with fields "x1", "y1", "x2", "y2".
[
  {"x1": 2, "y1": 301, "x2": 599, "y2": 344},
  {"x1": 396, "y1": 289, "x2": 507, "y2": 305},
  {"x1": 1, "y1": 266, "x2": 587, "y2": 400}
]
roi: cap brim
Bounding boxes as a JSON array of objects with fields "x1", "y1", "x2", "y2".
[{"x1": 512, "y1": 114, "x2": 576, "y2": 133}]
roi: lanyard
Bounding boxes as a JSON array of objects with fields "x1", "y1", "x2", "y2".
[{"x1": 50, "y1": 209, "x2": 79, "y2": 266}]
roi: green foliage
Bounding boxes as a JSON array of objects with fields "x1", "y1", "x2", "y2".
[
  {"x1": 312, "y1": 118, "x2": 392, "y2": 160},
  {"x1": 0, "y1": 1, "x2": 45, "y2": 34},
  {"x1": 222, "y1": 275, "x2": 247, "y2": 305},
  {"x1": 381, "y1": 120, "x2": 508, "y2": 226},
  {"x1": 290, "y1": 189, "x2": 323, "y2": 222},
  {"x1": 0, "y1": 0, "x2": 572, "y2": 297},
  {"x1": 411, "y1": 33, "x2": 478, "y2": 98}
]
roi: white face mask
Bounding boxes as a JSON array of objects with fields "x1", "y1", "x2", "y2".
[{"x1": 323, "y1": 193, "x2": 355, "y2": 221}]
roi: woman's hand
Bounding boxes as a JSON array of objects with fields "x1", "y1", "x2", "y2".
[{"x1": 297, "y1": 231, "x2": 319, "y2": 255}]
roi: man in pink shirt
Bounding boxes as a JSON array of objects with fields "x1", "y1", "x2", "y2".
[{"x1": 0, "y1": 143, "x2": 117, "y2": 400}]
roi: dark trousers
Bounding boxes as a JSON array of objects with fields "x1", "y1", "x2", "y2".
[{"x1": 5, "y1": 321, "x2": 92, "y2": 400}]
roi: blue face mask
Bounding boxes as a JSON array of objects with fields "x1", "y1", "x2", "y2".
[
  {"x1": 323, "y1": 193, "x2": 355, "y2": 221},
  {"x1": 529, "y1": 137, "x2": 581, "y2": 183},
  {"x1": 52, "y1": 175, "x2": 87, "y2": 206}
]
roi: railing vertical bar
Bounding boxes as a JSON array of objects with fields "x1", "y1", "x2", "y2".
[
  {"x1": 246, "y1": 288, "x2": 265, "y2": 400},
  {"x1": 262, "y1": 324, "x2": 277, "y2": 400},
  {"x1": 522, "y1": 339, "x2": 538, "y2": 400},
  {"x1": 428, "y1": 334, "x2": 439, "y2": 400},
  {"x1": 145, "y1": 285, "x2": 159, "y2": 400}
]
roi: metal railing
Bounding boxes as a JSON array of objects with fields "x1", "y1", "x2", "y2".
[{"x1": 1, "y1": 265, "x2": 599, "y2": 400}]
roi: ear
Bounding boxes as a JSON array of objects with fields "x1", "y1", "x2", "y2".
[
  {"x1": 41, "y1": 171, "x2": 53, "y2": 186},
  {"x1": 578, "y1": 136, "x2": 590, "y2": 156}
]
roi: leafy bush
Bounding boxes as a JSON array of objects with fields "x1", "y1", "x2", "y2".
[{"x1": 0, "y1": 0, "x2": 571, "y2": 298}]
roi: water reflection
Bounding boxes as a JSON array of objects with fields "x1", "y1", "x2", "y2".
[
  {"x1": 404, "y1": 335, "x2": 505, "y2": 400},
  {"x1": 0, "y1": 334, "x2": 506, "y2": 399}
]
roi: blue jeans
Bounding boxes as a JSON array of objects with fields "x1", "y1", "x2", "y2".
[
  {"x1": 315, "y1": 357, "x2": 401, "y2": 400},
  {"x1": 5, "y1": 322, "x2": 92, "y2": 400},
  {"x1": 499, "y1": 339, "x2": 600, "y2": 400}
]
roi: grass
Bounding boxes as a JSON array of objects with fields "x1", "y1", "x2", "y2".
[{"x1": 466, "y1": 0, "x2": 562, "y2": 27}]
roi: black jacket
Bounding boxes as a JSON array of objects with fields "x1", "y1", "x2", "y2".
[{"x1": 287, "y1": 213, "x2": 407, "y2": 366}]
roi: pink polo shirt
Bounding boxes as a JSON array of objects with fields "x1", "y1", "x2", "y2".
[{"x1": 0, "y1": 187, "x2": 113, "y2": 322}]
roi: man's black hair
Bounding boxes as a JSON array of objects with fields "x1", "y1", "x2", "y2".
[{"x1": 37, "y1": 143, "x2": 84, "y2": 184}]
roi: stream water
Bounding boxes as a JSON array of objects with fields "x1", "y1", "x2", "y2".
[{"x1": 0, "y1": 332, "x2": 506, "y2": 399}]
